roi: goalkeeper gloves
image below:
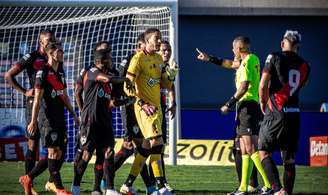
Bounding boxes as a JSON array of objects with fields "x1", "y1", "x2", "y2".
[
  {"x1": 166, "y1": 59, "x2": 179, "y2": 81},
  {"x1": 138, "y1": 99, "x2": 157, "y2": 116}
]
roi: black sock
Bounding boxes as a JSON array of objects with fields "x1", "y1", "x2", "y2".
[
  {"x1": 125, "y1": 175, "x2": 137, "y2": 187},
  {"x1": 104, "y1": 155, "x2": 115, "y2": 189},
  {"x1": 48, "y1": 159, "x2": 64, "y2": 189},
  {"x1": 94, "y1": 151, "x2": 104, "y2": 192},
  {"x1": 283, "y1": 163, "x2": 296, "y2": 194},
  {"x1": 25, "y1": 149, "x2": 36, "y2": 174},
  {"x1": 161, "y1": 153, "x2": 167, "y2": 183},
  {"x1": 73, "y1": 159, "x2": 89, "y2": 186},
  {"x1": 148, "y1": 162, "x2": 156, "y2": 186},
  {"x1": 28, "y1": 157, "x2": 48, "y2": 180},
  {"x1": 250, "y1": 167, "x2": 259, "y2": 187},
  {"x1": 262, "y1": 157, "x2": 282, "y2": 191},
  {"x1": 49, "y1": 150, "x2": 65, "y2": 182},
  {"x1": 114, "y1": 146, "x2": 134, "y2": 172},
  {"x1": 140, "y1": 163, "x2": 152, "y2": 187},
  {"x1": 234, "y1": 149, "x2": 242, "y2": 183}
]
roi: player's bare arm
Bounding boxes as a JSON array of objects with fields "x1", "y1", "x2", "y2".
[
  {"x1": 196, "y1": 48, "x2": 239, "y2": 69},
  {"x1": 166, "y1": 83, "x2": 176, "y2": 119},
  {"x1": 259, "y1": 71, "x2": 271, "y2": 114},
  {"x1": 221, "y1": 81, "x2": 249, "y2": 114},
  {"x1": 63, "y1": 90, "x2": 80, "y2": 127},
  {"x1": 74, "y1": 83, "x2": 84, "y2": 111},
  {"x1": 27, "y1": 88, "x2": 44, "y2": 134},
  {"x1": 5, "y1": 65, "x2": 34, "y2": 97}
]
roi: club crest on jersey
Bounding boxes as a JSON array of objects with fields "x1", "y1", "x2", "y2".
[
  {"x1": 50, "y1": 132, "x2": 58, "y2": 142},
  {"x1": 80, "y1": 135, "x2": 87, "y2": 145},
  {"x1": 147, "y1": 77, "x2": 160, "y2": 87},
  {"x1": 133, "y1": 125, "x2": 140, "y2": 134}
]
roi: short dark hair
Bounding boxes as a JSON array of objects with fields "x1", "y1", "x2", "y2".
[
  {"x1": 94, "y1": 41, "x2": 111, "y2": 52},
  {"x1": 136, "y1": 33, "x2": 145, "y2": 49},
  {"x1": 144, "y1": 28, "x2": 160, "y2": 42},
  {"x1": 234, "y1": 36, "x2": 251, "y2": 52},
  {"x1": 94, "y1": 49, "x2": 109, "y2": 62},
  {"x1": 161, "y1": 40, "x2": 170, "y2": 46}
]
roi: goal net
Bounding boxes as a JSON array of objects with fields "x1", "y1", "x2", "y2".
[{"x1": 0, "y1": 1, "x2": 177, "y2": 162}]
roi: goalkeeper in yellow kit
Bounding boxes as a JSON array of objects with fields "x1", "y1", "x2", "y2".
[{"x1": 120, "y1": 28, "x2": 178, "y2": 195}]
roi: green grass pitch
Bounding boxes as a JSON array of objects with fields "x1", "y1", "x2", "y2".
[{"x1": 0, "y1": 162, "x2": 327, "y2": 195}]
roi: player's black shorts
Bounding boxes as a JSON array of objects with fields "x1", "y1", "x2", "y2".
[
  {"x1": 25, "y1": 97, "x2": 40, "y2": 140},
  {"x1": 258, "y1": 110, "x2": 300, "y2": 153},
  {"x1": 125, "y1": 104, "x2": 143, "y2": 140},
  {"x1": 39, "y1": 116, "x2": 66, "y2": 148},
  {"x1": 236, "y1": 100, "x2": 261, "y2": 136},
  {"x1": 79, "y1": 121, "x2": 115, "y2": 153}
]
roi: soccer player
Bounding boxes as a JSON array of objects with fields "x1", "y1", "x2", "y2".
[
  {"x1": 120, "y1": 28, "x2": 178, "y2": 195},
  {"x1": 107, "y1": 33, "x2": 157, "y2": 195},
  {"x1": 259, "y1": 30, "x2": 310, "y2": 195},
  {"x1": 148, "y1": 40, "x2": 176, "y2": 192},
  {"x1": 71, "y1": 48, "x2": 132, "y2": 195},
  {"x1": 5, "y1": 29, "x2": 56, "y2": 195},
  {"x1": 25, "y1": 41, "x2": 78, "y2": 195},
  {"x1": 196, "y1": 36, "x2": 271, "y2": 195}
]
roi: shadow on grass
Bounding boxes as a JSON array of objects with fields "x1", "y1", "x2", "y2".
[{"x1": 173, "y1": 190, "x2": 328, "y2": 195}]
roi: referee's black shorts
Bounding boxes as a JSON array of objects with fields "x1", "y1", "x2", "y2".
[{"x1": 236, "y1": 100, "x2": 261, "y2": 137}]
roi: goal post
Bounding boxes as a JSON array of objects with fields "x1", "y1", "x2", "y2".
[{"x1": 0, "y1": 0, "x2": 179, "y2": 165}]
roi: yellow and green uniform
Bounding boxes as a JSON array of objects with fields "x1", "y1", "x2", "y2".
[
  {"x1": 235, "y1": 53, "x2": 260, "y2": 103},
  {"x1": 124, "y1": 50, "x2": 172, "y2": 139},
  {"x1": 234, "y1": 53, "x2": 271, "y2": 192}
]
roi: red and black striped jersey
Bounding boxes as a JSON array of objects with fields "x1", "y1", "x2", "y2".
[
  {"x1": 35, "y1": 64, "x2": 66, "y2": 128},
  {"x1": 80, "y1": 67, "x2": 113, "y2": 127},
  {"x1": 263, "y1": 51, "x2": 310, "y2": 111},
  {"x1": 15, "y1": 50, "x2": 47, "y2": 88}
]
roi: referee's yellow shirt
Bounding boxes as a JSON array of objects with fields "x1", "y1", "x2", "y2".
[{"x1": 235, "y1": 53, "x2": 260, "y2": 103}]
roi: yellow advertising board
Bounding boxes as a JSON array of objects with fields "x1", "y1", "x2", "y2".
[{"x1": 91, "y1": 139, "x2": 234, "y2": 166}]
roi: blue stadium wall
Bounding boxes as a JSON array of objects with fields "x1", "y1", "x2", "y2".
[{"x1": 178, "y1": 15, "x2": 328, "y2": 165}]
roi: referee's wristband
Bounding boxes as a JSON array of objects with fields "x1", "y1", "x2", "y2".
[
  {"x1": 209, "y1": 56, "x2": 223, "y2": 66},
  {"x1": 225, "y1": 96, "x2": 238, "y2": 108}
]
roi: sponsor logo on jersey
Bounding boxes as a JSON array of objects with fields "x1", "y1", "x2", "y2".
[
  {"x1": 98, "y1": 88, "x2": 111, "y2": 99},
  {"x1": 51, "y1": 89, "x2": 64, "y2": 98},
  {"x1": 147, "y1": 77, "x2": 160, "y2": 87}
]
